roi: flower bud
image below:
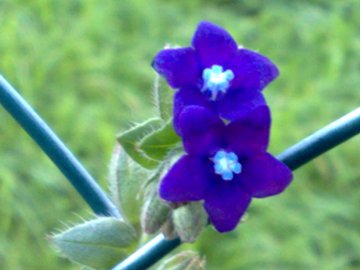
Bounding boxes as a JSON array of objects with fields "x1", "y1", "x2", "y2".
[
  {"x1": 157, "y1": 251, "x2": 206, "y2": 270},
  {"x1": 160, "y1": 216, "x2": 178, "y2": 240},
  {"x1": 141, "y1": 182, "x2": 170, "y2": 234},
  {"x1": 172, "y1": 202, "x2": 207, "y2": 243}
]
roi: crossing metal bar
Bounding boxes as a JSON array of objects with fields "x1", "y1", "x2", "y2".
[
  {"x1": 0, "y1": 75, "x2": 121, "y2": 218},
  {"x1": 0, "y1": 75, "x2": 359, "y2": 270}
]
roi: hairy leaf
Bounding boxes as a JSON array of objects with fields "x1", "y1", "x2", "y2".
[
  {"x1": 52, "y1": 217, "x2": 137, "y2": 269},
  {"x1": 139, "y1": 119, "x2": 180, "y2": 161},
  {"x1": 117, "y1": 118, "x2": 162, "y2": 169}
]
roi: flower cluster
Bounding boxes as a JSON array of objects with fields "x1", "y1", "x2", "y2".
[{"x1": 152, "y1": 21, "x2": 293, "y2": 233}]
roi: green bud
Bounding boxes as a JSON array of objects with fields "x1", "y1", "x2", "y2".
[
  {"x1": 141, "y1": 182, "x2": 170, "y2": 234},
  {"x1": 157, "y1": 251, "x2": 206, "y2": 270},
  {"x1": 160, "y1": 216, "x2": 177, "y2": 240},
  {"x1": 173, "y1": 202, "x2": 208, "y2": 243}
]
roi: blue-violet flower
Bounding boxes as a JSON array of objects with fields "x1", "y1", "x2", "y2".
[
  {"x1": 152, "y1": 21, "x2": 279, "y2": 134},
  {"x1": 159, "y1": 106, "x2": 292, "y2": 232}
]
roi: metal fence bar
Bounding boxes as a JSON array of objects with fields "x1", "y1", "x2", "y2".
[
  {"x1": 0, "y1": 75, "x2": 121, "y2": 218},
  {"x1": 278, "y1": 107, "x2": 360, "y2": 171},
  {"x1": 112, "y1": 107, "x2": 360, "y2": 270}
]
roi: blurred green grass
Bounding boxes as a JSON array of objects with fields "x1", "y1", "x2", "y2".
[{"x1": 0, "y1": 0, "x2": 359, "y2": 269}]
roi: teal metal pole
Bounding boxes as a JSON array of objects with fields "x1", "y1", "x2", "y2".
[
  {"x1": 0, "y1": 75, "x2": 121, "y2": 218},
  {"x1": 278, "y1": 107, "x2": 360, "y2": 170},
  {"x1": 112, "y1": 107, "x2": 360, "y2": 270}
]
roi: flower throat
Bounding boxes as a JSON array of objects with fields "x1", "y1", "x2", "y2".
[{"x1": 202, "y1": 65, "x2": 234, "y2": 101}]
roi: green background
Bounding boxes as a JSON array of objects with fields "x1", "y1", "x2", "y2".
[{"x1": 0, "y1": 0, "x2": 359, "y2": 269}]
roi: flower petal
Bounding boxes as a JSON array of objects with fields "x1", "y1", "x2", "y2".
[
  {"x1": 217, "y1": 89, "x2": 267, "y2": 121},
  {"x1": 152, "y1": 47, "x2": 200, "y2": 89},
  {"x1": 227, "y1": 49, "x2": 279, "y2": 92},
  {"x1": 192, "y1": 21, "x2": 238, "y2": 67},
  {"x1": 242, "y1": 153, "x2": 293, "y2": 198},
  {"x1": 159, "y1": 155, "x2": 213, "y2": 202},
  {"x1": 225, "y1": 106, "x2": 271, "y2": 155},
  {"x1": 173, "y1": 87, "x2": 212, "y2": 134},
  {"x1": 204, "y1": 181, "x2": 251, "y2": 232},
  {"x1": 178, "y1": 105, "x2": 224, "y2": 156}
]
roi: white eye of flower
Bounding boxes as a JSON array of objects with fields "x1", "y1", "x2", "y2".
[
  {"x1": 213, "y1": 150, "x2": 242, "y2": 181},
  {"x1": 202, "y1": 65, "x2": 234, "y2": 101}
]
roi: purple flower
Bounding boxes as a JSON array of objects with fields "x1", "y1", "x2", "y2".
[
  {"x1": 159, "y1": 106, "x2": 292, "y2": 233},
  {"x1": 152, "y1": 21, "x2": 279, "y2": 134}
]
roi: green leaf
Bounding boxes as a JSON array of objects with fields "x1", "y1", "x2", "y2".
[
  {"x1": 139, "y1": 119, "x2": 180, "y2": 161},
  {"x1": 117, "y1": 118, "x2": 162, "y2": 169},
  {"x1": 153, "y1": 74, "x2": 173, "y2": 121},
  {"x1": 108, "y1": 144, "x2": 150, "y2": 231},
  {"x1": 52, "y1": 217, "x2": 137, "y2": 270}
]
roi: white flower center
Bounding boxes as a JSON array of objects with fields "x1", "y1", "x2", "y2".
[
  {"x1": 213, "y1": 150, "x2": 242, "y2": 181},
  {"x1": 202, "y1": 65, "x2": 234, "y2": 101}
]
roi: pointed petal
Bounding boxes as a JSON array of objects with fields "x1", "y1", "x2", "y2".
[
  {"x1": 225, "y1": 106, "x2": 271, "y2": 155},
  {"x1": 152, "y1": 47, "x2": 200, "y2": 89},
  {"x1": 192, "y1": 21, "x2": 237, "y2": 67},
  {"x1": 204, "y1": 181, "x2": 251, "y2": 233},
  {"x1": 173, "y1": 87, "x2": 212, "y2": 134},
  {"x1": 242, "y1": 153, "x2": 293, "y2": 198},
  {"x1": 159, "y1": 155, "x2": 213, "y2": 202},
  {"x1": 228, "y1": 49, "x2": 279, "y2": 92},
  {"x1": 178, "y1": 106, "x2": 224, "y2": 156},
  {"x1": 217, "y1": 89, "x2": 267, "y2": 121}
]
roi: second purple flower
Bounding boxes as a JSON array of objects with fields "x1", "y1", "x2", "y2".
[{"x1": 159, "y1": 106, "x2": 293, "y2": 232}]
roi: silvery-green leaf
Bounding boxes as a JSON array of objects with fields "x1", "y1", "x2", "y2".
[
  {"x1": 117, "y1": 118, "x2": 162, "y2": 169},
  {"x1": 139, "y1": 119, "x2": 180, "y2": 161},
  {"x1": 52, "y1": 217, "x2": 137, "y2": 269}
]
